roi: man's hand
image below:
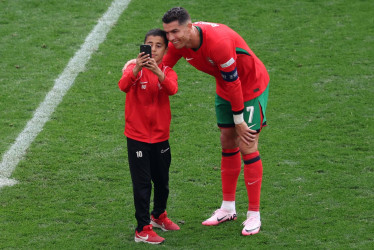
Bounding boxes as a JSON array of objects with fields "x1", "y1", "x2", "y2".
[{"x1": 235, "y1": 122, "x2": 257, "y2": 145}]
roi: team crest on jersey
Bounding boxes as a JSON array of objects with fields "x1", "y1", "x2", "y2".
[{"x1": 207, "y1": 57, "x2": 215, "y2": 66}]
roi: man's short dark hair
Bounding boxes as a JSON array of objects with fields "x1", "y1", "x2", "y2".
[
  {"x1": 144, "y1": 29, "x2": 168, "y2": 47},
  {"x1": 162, "y1": 7, "x2": 190, "y2": 25}
]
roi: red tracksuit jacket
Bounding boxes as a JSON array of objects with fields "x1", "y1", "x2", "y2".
[{"x1": 118, "y1": 63, "x2": 178, "y2": 143}]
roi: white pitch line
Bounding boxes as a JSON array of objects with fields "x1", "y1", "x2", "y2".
[{"x1": 0, "y1": 0, "x2": 131, "y2": 189}]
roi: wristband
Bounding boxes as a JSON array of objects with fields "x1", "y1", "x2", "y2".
[{"x1": 233, "y1": 113, "x2": 244, "y2": 125}]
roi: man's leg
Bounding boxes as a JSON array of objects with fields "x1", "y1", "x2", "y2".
[
  {"x1": 202, "y1": 128, "x2": 240, "y2": 226},
  {"x1": 240, "y1": 135, "x2": 262, "y2": 235},
  {"x1": 202, "y1": 95, "x2": 242, "y2": 226},
  {"x1": 239, "y1": 98, "x2": 266, "y2": 235},
  {"x1": 220, "y1": 128, "x2": 241, "y2": 210}
]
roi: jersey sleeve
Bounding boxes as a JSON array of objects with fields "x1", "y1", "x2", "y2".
[
  {"x1": 212, "y1": 38, "x2": 244, "y2": 117},
  {"x1": 118, "y1": 64, "x2": 140, "y2": 93},
  {"x1": 162, "y1": 42, "x2": 182, "y2": 68},
  {"x1": 160, "y1": 67, "x2": 178, "y2": 95}
]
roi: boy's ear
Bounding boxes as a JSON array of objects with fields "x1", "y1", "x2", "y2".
[{"x1": 164, "y1": 47, "x2": 168, "y2": 55}]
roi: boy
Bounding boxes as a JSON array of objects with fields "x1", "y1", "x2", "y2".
[{"x1": 118, "y1": 28, "x2": 179, "y2": 245}]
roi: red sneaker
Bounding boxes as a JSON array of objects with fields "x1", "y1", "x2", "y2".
[
  {"x1": 151, "y1": 211, "x2": 180, "y2": 231},
  {"x1": 134, "y1": 225, "x2": 165, "y2": 244}
]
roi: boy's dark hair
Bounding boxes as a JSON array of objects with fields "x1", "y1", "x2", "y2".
[
  {"x1": 144, "y1": 29, "x2": 168, "y2": 47},
  {"x1": 162, "y1": 7, "x2": 190, "y2": 25}
]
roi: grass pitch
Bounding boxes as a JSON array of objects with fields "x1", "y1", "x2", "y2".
[{"x1": 0, "y1": 0, "x2": 373, "y2": 249}]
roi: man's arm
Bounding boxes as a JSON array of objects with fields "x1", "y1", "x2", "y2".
[
  {"x1": 213, "y1": 39, "x2": 255, "y2": 145},
  {"x1": 213, "y1": 39, "x2": 244, "y2": 116},
  {"x1": 162, "y1": 42, "x2": 182, "y2": 68}
]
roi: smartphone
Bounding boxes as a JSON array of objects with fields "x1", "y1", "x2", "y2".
[{"x1": 140, "y1": 44, "x2": 152, "y2": 58}]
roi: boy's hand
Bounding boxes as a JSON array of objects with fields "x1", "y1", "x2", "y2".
[
  {"x1": 132, "y1": 52, "x2": 150, "y2": 76},
  {"x1": 143, "y1": 58, "x2": 165, "y2": 82},
  {"x1": 136, "y1": 52, "x2": 150, "y2": 67},
  {"x1": 143, "y1": 58, "x2": 157, "y2": 71}
]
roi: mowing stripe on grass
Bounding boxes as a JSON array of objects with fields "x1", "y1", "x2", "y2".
[{"x1": 0, "y1": 0, "x2": 132, "y2": 189}]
